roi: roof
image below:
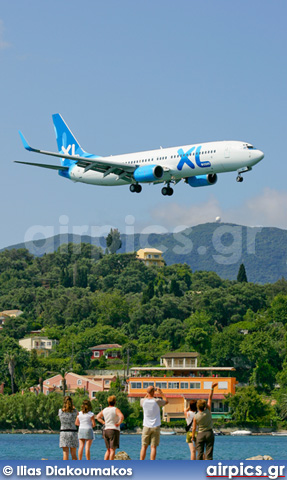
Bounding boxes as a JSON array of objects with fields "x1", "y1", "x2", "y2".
[
  {"x1": 85, "y1": 375, "x2": 116, "y2": 380},
  {"x1": 0, "y1": 310, "x2": 23, "y2": 317},
  {"x1": 137, "y1": 248, "x2": 163, "y2": 254},
  {"x1": 161, "y1": 352, "x2": 199, "y2": 359},
  {"x1": 89, "y1": 344, "x2": 122, "y2": 350}
]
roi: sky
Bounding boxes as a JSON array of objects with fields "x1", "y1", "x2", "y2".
[{"x1": 0, "y1": 0, "x2": 287, "y2": 250}]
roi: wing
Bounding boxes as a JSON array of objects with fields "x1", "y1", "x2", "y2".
[
  {"x1": 18, "y1": 131, "x2": 137, "y2": 181},
  {"x1": 14, "y1": 161, "x2": 69, "y2": 171}
]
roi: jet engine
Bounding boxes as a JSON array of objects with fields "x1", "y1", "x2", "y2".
[
  {"x1": 133, "y1": 165, "x2": 164, "y2": 183},
  {"x1": 187, "y1": 174, "x2": 217, "y2": 188}
]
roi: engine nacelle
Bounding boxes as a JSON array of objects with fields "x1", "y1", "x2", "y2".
[
  {"x1": 187, "y1": 174, "x2": 218, "y2": 188},
  {"x1": 133, "y1": 164, "x2": 164, "y2": 183}
]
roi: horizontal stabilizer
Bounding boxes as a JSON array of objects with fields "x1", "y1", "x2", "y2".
[{"x1": 14, "y1": 161, "x2": 69, "y2": 171}]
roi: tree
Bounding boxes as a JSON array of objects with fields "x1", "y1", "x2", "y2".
[
  {"x1": 141, "y1": 281, "x2": 155, "y2": 304},
  {"x1": 106, "y1": 229, "x2": 122, "y2": 254},
  {"x1": 4, "y1": 352, "x2": 16, "y2": 394},
  {"x1": 226, "y1": 386, "x2": 271, "y2": 423},
  {"x1": 237, "y1": 263, "x2": 248, "y2": 283}
]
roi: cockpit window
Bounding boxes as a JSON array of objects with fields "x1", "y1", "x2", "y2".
[{"x1": 247, "y1": 145, "x2": 254, "y2": 150}]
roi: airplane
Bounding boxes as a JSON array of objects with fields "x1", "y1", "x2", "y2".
[{"x1": 16, "y1": 114, "x2": 264, "y2": 196}]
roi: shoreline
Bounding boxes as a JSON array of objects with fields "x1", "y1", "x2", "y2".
[{"x1": 0, "y1": 429, "x2": 286, "y2": 436}]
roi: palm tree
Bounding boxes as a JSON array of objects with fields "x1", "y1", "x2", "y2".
[{"x1": 59, "y1": 367, "x2": 67, "y2": 396}]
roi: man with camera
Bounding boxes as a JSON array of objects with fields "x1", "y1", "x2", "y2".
[{"x1": 140, "y1": 386, "x2": 168, "y2": 460}]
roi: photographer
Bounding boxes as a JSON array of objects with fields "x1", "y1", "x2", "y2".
[
  {"x1": 192, "y1": 383, "x2": 218, "y2": 460},
  {"x1": 140, "y1": 386, "x2": 168, "y2": 460}
]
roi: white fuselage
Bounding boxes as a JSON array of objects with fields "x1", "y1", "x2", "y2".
[{"x1": 68, "y1": 140, "x2": 264, "y2": 186}]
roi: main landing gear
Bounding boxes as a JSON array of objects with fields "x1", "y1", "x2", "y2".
[
  {"x1": 161, "y1": 185, "x2": 174, "y2": 196},
  {"x1": 129, "y1": 183, "x2": 142, "y2": 193}
]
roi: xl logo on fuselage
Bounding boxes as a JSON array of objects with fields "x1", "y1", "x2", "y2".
[{"x1": 177, "y1": 146, "x2": 211, "y2": 171}]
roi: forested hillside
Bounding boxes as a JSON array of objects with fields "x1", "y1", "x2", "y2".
[
  {"x1": 4, "y1": 223, "x2": 287, "y2": 283},
  {"x1": 1, "y1": 244, "x2": 287, "y2": 399}
]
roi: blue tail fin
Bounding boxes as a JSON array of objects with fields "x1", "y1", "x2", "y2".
[{"x1": 52, "y1": 114, "x2": 87, "y2": 165}]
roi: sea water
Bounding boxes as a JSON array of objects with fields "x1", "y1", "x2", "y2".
[{"x1": 0, "y1": 434, "x2": 287, "y2": 460}]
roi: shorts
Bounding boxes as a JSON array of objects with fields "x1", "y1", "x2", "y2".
[
  {"x1": 103, "y1": 429, "x2": 120, "y2": 450},
  {"x1": 141, "y1": 426, "x2": 161, "y2": 447},
  {"x1": 78, "y1": 428, "x2": 94, "y2": 440},
  {"x1": 186, "y1": 431, "x2": 197, "y2": 444}
]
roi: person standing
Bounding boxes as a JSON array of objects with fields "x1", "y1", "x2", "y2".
[
  {"x1": 75, "y1": 399, "x2": 96, "y2": 460},
  {"x1": 140, "y1": 386, "x2": 168, "y2": 460},
  {"x1": 58, "y1": 396, "x2": 78, "y2": 460},
  {"x1": 96, "y1": 395, "x2": 124, "y2": 460},
  {"x1": 192, "y1": 383, "x2": 218, "y2": 460},
  {"x1": 184, "y1": 400, "x2": 197, "y2": 460}
]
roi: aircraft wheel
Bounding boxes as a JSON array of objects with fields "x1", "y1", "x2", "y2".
[
  {"x1": 236, "y1": 175, "x2": 243, "y2": 183},
  {"x1": 167, "y1": 187, "x2": 174, "y2": 196},
  {"x1": 161, "y1": 187, "x2": 168, "y2": 196},
  {"x1": 130, "y1": 184, "x2": 137, "y2": 192},
  {"x1": 135, "y1": 184, "x2": 142, "y2": 193}
]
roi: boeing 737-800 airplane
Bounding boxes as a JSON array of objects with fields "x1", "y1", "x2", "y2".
[{"x1": 16, "y1": 114, "x2": 264, "y2": 196}]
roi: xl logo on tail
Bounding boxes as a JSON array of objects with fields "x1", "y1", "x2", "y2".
[{"x1": 62, "y1": 144, "x2": 78, "y2": 156}]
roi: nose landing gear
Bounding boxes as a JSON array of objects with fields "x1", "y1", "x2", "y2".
[{"x1": 236, "y1": 166, "x2": 251, "y2": 183}]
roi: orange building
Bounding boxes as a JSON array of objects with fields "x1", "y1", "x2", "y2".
[{"x1": 127, "y1": 352, "x2": 236, "y2": 421}]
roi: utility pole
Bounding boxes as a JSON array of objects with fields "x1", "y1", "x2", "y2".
[
  {"x1": 126, "y1": 348, "x2": 130, "y2": 377},
  {"x1": 70, "y1": 342, "x2": 74, "y2": 371}
]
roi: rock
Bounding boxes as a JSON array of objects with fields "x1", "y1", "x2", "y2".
[
  {"x1": 114, "y1": 451, "x2": 131, "y2": 460},
  {"x1": 246, "y1": 455, "x2": 274, "y2": 460}
]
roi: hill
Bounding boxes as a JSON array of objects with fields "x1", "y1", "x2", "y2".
[{"x1": 2, "y1": 222, "x2": 287, "y2": 284}]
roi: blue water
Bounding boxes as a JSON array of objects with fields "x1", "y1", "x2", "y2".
[{"x1": 0, "y1": 434, "x2": 286, "y2": 460}]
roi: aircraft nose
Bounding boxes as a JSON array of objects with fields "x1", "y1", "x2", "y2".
[{"x1": 257, "y1": 149, "x2": 264, "y2": 161}]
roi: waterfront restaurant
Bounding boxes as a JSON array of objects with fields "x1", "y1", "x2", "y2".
[{"x1": 127, "y1": 352, "x2": 236, "y2": 421}]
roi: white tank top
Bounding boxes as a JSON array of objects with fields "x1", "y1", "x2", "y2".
[
  {"x1": 103, "y1": 406, "x2": 120, "y2": 431},
  {"x1": 186, "y1": 410, "x2": 195, "y2": 426},
  {"x1": 78, "y1": 411, "x2": 94, "y2": 429}
]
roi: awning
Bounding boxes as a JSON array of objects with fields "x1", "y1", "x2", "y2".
[{"x1": 128, "y1": 393, "x2": 226, "y2": 400}]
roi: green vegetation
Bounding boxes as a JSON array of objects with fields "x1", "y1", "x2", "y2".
[{"x1": 1, "y1": 244, "x2": 287, "y2": 429}]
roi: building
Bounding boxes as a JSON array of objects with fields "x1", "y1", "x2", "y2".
[
  {"x1": 160, "y1": 352, "x2": 199, "y2": 368},
  {"x1": 42, "y1": 372, "x2": 116, "y2": 399},
  {"x1": 136, "y1": 248, "x2": 165, "y2": 267},
  {"x1": 19, "y1": 336, "x2": 57, "y2": 356},
  {"x1": 127, "y1": 352, "x2": 236, "y2": 421},
  {"x1": 90, "y1": 344, "x2": 122, "y2": 360},
  {"x1": 0, "y1": 309, "x2": 23, "y2": 329}
]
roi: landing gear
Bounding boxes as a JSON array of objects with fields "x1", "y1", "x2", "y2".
[
  {"x1": 161, "y1": 186, "x2": 174, "y2": 196},
  {"x1": 236, "y1": 166, "x2": 251, "y2": 183},
  {"x1": 130, "y1": 184, "x2": 142, "y2": 193}
]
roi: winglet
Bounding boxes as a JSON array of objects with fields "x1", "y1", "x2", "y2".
[{"x1": 19, "y1": 131, "x2": 35, "y2": 152}]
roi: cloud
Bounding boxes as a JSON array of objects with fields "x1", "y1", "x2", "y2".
[
  {"x1": 0, "y1": 20, "x2": 11, "y2": 50},
  {"x1": 150, "y1": 188, "x2": 287, "y2": 231},
  {"x1": 151, "y1": 196, "x2": 222, "y2": 229}
]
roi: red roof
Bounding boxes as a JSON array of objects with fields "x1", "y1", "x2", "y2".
[{"x1": 90, "y1": 344, "x2": 122, "y2": 350}]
